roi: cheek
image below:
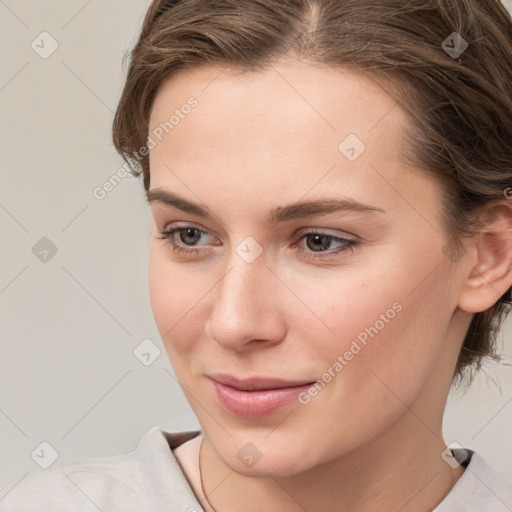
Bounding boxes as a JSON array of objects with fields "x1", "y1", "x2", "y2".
[
  {"x1": 300, "y1": 267, "x2": 445, "y2": 403},
  {"x1": 148, "y1": 244, "x2": 208, "y2": 359},
  {"x1": 303, "y1": 283, "x2": 404, "y2": 384},
  {"x1": 291, "y1": 282, "x2": 443, "y2": 457}
]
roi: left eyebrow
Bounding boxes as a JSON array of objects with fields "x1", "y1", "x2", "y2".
[
  {"x1": 269, "y1": 197, "x2": 386, "y2": 223},
  {"x1": 146, "y1": 188, "x2": 386, "y2": 224}
]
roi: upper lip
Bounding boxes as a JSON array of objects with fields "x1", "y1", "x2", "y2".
[{"x1": 208, "y1": 373, "x2": 316, "y2": 391}]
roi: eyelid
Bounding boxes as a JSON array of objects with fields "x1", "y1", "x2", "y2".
[
  {"x1": 161, "y1": 221, "x2": 220, "y2": 241},
  {"x1": 293, "y1": 226, "x2": 358, "y2": 241}
]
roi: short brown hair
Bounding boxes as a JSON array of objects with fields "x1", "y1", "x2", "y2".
[{"x1": 112, "y1": 0, "x2": 512, "y2": 390}]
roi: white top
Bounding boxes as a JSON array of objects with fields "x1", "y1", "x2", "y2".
[{"x1": 1, "y1": 426, "x2": 511, "y2": 511}]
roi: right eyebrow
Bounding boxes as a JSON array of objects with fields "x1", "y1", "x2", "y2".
[{"x1": 146, "y1": 189, "x2": 215, "y2": 219}]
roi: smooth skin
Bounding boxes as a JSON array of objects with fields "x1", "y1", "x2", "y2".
[{"x1": 147, "y1": 57, "x2": 512, "y2": 512}]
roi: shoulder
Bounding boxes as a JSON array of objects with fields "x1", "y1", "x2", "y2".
[
  {"x1": 0, "y1": 451, "x2": 147, "y2": 512},
  {"x1": 0, "y1": 426, "x2": 203, "y2": 512},
  {"x1": 436, "y1": 449, "x2": 512, "y2": 511}
]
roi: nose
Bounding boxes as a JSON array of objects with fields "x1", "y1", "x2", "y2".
[{"x1": 204, "y1": 253, "x2": 286, "y2": 352}]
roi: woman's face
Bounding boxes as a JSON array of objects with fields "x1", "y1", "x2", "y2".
[{"x1": 147, "y1": 59, "x2": 470, "y2": 476}]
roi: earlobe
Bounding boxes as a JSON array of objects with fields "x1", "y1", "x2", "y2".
[{"x1": 457, "y1": 203, "x2": 512, "y2": 314}]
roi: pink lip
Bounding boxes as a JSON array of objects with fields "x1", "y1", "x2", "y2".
[{"x1": 208, "y1": 373, "x2": 316, "y2": 418}]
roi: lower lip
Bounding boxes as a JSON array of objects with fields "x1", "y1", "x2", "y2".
[{"x1": 210, "y1": 379, "x2": 314, "y2": 418}]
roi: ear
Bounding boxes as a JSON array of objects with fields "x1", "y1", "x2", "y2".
[{"x1": 458, "y1": 200, "x2": 512, "y2": 314}]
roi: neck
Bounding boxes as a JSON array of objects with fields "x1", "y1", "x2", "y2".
[{"x1": 200, "y1": 410, "x2": 465, "y2": 512}]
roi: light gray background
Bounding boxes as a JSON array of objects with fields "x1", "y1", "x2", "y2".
[{"x1": 1, "y1": 0, "x2": 512, "y2": 489}]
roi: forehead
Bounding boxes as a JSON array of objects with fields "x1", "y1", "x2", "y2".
[
  {"x1": 147, "y1": 59, "x2": 437, "y2": 219},
  {"x1": 149, "y1": 60, "x2": 406, "y2": 151}
]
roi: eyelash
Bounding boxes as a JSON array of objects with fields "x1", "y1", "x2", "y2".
[{"x1": 156, "y1": 226, "x2": 358, "y2": 261}]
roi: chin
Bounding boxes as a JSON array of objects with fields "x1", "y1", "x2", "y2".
[
  {"x1": 226, "y1": 451, "x2": 313, "y2": 478},
  {"x1": 209, "y1": 431, "x2": 323, "y2": 478}
]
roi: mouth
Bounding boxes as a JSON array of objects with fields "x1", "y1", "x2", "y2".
[
  {"x1": 208, "y1": 373, "x2": 316, "y2": 390},
  {"x1": 207, "y1": 373, "x2": 317, "y2": 418}
]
